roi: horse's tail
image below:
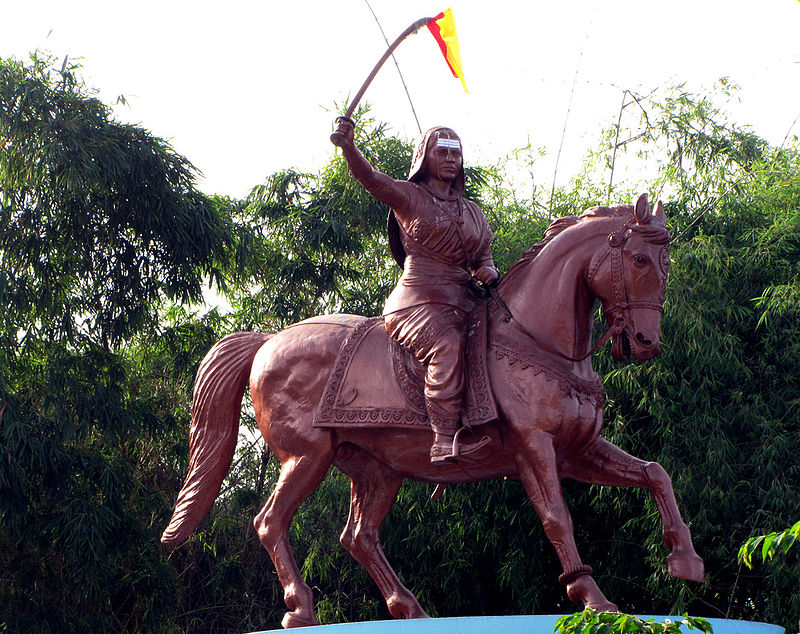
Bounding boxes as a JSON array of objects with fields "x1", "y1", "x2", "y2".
[{"x1": 161, "y1": 331, "x2": 271, "y2": 547}]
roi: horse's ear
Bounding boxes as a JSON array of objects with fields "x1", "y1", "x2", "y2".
[
  {"x1": 654, "y1": 200, "x2": 666, "y2": 224},
  {"x1": 634, "y1": 193, "x2": 650, "y2": 224}
]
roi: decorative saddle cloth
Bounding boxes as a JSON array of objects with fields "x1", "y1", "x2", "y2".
[{"x1": 313, "y1": 304, "x2": 498, "y2": 430}]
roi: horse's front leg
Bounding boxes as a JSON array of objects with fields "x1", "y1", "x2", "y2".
[
  {"x1": 510, "y1": 427, "x2": 618, "y2": 612},
  {"x1": 561, "y1": 435, "x2": 705, "y2": 583}
]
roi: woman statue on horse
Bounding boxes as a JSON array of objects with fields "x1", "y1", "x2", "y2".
[{"x1": 332, "y1": 117, "x2": 498, "y2": 464}]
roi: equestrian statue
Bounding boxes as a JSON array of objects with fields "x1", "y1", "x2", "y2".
[{"x1": 161, "y1": 120, "x2": 705, "y2": 629}]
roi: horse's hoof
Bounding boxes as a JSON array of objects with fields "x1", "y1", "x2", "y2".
[
  {"x1": 281, "y1": 611, "x2": 319, "y2": 629},
  {"x1": 668, "y1": 552, "x2": 705, "y2": 583},
  {"x1": 588, "y1": 600, "x2": 619, "y2": 612},
  {"x1": 387, "y1": 592, "x2": 429, "y2": 620},
  {"x1": 566, "y1": 574, "x2": 617, "y2": 612}
]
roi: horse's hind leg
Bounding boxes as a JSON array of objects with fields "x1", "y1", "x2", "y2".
[
  {"x1": 253, "y1": 453, "x2": 331, "y2": 629},
  {"x1": 336, "y1": 448, "x2": 428, "y2": 620},
  {"x1": 512, "y1": 429, "x2": 618, "y2": 611},
  {"x1": 561, "y1": 435, "x2": 705, "y2": 582}
]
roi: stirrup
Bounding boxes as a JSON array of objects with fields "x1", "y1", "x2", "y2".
[{"x1": 430, "y1": 429, "x2": 491, "y2": 464}]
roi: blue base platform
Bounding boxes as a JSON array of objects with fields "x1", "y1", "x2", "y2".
[{"x1": 250, "y1": 615, "x2": 784, "y2": 634}]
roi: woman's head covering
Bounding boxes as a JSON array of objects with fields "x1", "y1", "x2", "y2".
[
  {"x1": 387, "y1": 127, "x2": 466, "y2": 269},
  {"x1": 407, "y1": 127, "x2": 465, "y2": 194}
]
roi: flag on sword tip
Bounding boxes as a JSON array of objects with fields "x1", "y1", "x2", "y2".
[{"x1": 427, "y1": 8, "x2": 468, "y2": 93}]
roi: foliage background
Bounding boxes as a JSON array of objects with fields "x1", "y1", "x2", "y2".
[{"x1": 1, "y1": 57, "x2": 798, "y2": 633}]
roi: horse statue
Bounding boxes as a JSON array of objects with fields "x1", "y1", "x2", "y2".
[{"x1": 162, "y1": 194, "x2": 705, "y2": 628}]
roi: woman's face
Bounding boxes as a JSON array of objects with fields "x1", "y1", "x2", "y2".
[{"x1": 424, "y1": 131, "x2": 462, "y2": 182}]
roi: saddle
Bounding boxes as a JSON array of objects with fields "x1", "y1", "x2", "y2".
[{"x1": 313, "y1": 304, "x2": 498, "y2": 431}]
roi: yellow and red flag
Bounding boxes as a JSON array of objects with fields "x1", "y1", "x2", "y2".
[{"x1": 427, "y1": 8, "x2": 468, "y2": 92}]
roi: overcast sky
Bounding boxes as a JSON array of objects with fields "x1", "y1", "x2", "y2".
[{"x1": 2, "y1": 0, "x2": 799, "y2": 199}]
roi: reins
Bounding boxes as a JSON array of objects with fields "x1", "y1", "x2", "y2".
[
  {"x1": 489, "y1": 285, "x2": 621, "y2": 363},
  {"x1": 488, "y1": 218, "x2": 662, "y2": 363}
]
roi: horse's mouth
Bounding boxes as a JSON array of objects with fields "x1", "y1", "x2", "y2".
[
  {"x1": 615, "y1": 330, "x2": 661, "y2": 362},
  {"x1": 622, "y1": 332, "x2": 633, "y2": 359},
  {"x1": 611, "y1": 331, "x2": 632, "y2": 361}
]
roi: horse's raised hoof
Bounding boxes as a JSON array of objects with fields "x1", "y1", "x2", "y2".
[
  {"x1": 667, "y1": 552, "x2": 705, "y2": 583},
  {"x1": 281, "y1": 611, "x2": 319, "y2": 629},
  {"x1": 387, "y1": 592, "x2": 429, "y2": 620},
  {"x1": 566, "y1": 574, "x2": 618, "y2": 612}
]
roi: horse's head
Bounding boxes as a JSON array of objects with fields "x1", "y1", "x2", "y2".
[{"x1": 587, "y1": 194, "x2": 670, "y2": 362}]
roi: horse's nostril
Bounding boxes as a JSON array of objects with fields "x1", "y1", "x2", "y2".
[{"x1": 635, "y1": 332, "x2": 653, "y2": 347}]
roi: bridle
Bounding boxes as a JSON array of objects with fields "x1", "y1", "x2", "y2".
[{"x1": 490, "y1": 218, "x2": 666, "y2": 363}]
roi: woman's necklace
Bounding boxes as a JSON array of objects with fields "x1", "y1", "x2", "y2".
[
  {"x1": 420, "y1": 183, "x2": 463, "y2": 225},
  {"x1": 434, "y1": 196, "x2": 464, "y2": 226}
]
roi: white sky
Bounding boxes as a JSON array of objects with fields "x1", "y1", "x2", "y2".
[{"x1": 2, "y1": 0, "x2": 799, "y2": 199}]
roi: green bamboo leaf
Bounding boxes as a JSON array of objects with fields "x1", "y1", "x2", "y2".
[{"x1": 762, "y1": 532, "x2": 777, "y2": 561}]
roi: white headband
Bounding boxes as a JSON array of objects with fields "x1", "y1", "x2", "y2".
[{"x1": 436, "y1": 138, "x2": 461, "y2": 149}]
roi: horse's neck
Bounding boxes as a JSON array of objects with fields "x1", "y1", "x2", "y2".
[{"x1": 501, "y1": 229, "x2": 599, "y2": 368}]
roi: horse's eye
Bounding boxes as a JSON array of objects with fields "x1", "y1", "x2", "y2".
[{"x1": 632, "y1": 254, "x2": 648, "y2": 268}]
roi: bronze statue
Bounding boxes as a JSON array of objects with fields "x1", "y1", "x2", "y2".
[
  {"x1": 334, "y1": 118, "x2": 498, "y2": 463},
  {"x1": 162, "y1": 185, "x2": 705, "y2": 628}
]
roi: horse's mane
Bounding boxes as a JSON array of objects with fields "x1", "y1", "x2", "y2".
[{"x1": 500, "y1": 204, "x2": 668, "y2": 290}]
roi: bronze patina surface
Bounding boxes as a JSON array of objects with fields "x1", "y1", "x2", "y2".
[{"x1": 163, "y1": 176, "x2": 704, "y2": 626}]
